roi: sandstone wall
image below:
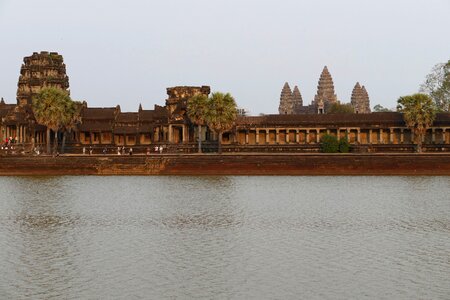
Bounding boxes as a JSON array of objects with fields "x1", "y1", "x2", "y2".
[{"x1": 0, "y1": 154, "x2": 449, "y2": 176}]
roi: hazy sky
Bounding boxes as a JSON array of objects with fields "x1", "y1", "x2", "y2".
[{"x1": 0, "y1": 0, "x2": 449, "y2": 114}]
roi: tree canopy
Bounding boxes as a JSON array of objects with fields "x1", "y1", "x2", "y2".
[
  {"x1": 187, "y1": 94, "x2": 209, "y2": 153},
  {"x1": 397, "y1": 93, "x2": 436, "y2": 152},
  {"x1": 373, "y1": 104, "x2": 392, "y2": 112},
  {"x1": 327, "y1": 102, "x2": 354, "y2": 114},
  {"x1": 187, "y1": 92, "x2": 237, "y2": 154},
  {"x1": 205, "y1": 92, "x2": 237, "y2": 153},
  {"x1": 420, "y1": 60, "x2": 450, "y2": 112},
  {"x1": 32, "y1": 87, "x2": 78, "y2": 153}
]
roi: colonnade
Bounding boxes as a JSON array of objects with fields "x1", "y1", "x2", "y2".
[
  {"x1": 1, "y1": 125, "x2": 30, "y2": 143},
  {"x1": 233, "y1": 127, "x2": 450, "y2": 145}
]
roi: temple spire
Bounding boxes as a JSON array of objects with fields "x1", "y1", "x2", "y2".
[
  {"x1": 361, "y1": 85, "x2": 371, "y2": 113},
  {"x1": 0, "y1": 97, "x2": 4, "y2": 105},
  {"x1": 351, "y1": 82, "x2": 371, "y2": 113},
  {"x1": 313, "y1": 66, "x2": 338, "y2": 113},
  {"x1": 278, "y1": 82, "x2": 294, "y2": 114},
  {"x1": 292, "y1": 85, "x2": 303, "y2": 113}
]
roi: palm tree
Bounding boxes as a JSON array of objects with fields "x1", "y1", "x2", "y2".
[
  {"x1": 32, "y1": 87, "x2": 73, "y2": 154},
  {"x1": 204, "y1": 92, "x2": 237, "y2": 154},
  {"x1": 397, "y1": 93, "x2": 437, "y2": 152},
  {"x1": 187, "y1": 94, "x2": 209, "y2": 153},
  {"x1": 60, "y1": 100, "x2": 83, "y2": 153}
]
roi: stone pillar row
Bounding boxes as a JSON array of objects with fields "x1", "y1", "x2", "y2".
[{"x1": 232, "y1": 127, "x2": 446, "y2": 145}]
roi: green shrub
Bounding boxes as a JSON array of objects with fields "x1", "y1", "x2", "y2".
[
  {"x1": 320, "y1": 134, "x2": 339, "y2": 153},
  {"x1": 339, "y1": 137, "x2": 350, "y2": 153}
]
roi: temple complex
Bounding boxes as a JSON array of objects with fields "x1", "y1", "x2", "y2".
[
  {"x1": 278, "y1": 67, "x2": 372, "y2": 115},
  {"x1": 1, "y1": 52, "x2": 450, "y2": 153}
]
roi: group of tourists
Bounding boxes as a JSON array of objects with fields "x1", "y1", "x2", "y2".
[
  {"x1": 116, "y1": 146, "x2": 133, "y2": 156},
  {"x1": 1, "y1": 136, "x2": 16, "y2": 148},
  {"x1": 79, "y1": 145, "x2": 166, "y2": 156},
  {"x1": 1, "y1": 137, "x2": 18, "y2": 153}
]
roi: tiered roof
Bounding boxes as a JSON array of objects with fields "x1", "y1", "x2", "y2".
[{"x1": 237, "y1": 112, "x2": 407, "y2": 128}]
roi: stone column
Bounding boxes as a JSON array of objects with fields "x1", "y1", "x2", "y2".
[
  {"x1": 286, "y1": 129, "x2": 290, "y2": 143},
  {"x1": 432, "y1": 128, "x2": 436, "y2": 143},
  {"x1": 443, "y1": 128, "x2": 447, "y2": 144},
  {"x1": 400, "y1": 129, "x2": 404, "y2": 144},
  {"x1": 182, "y1": 125, "x2": 188, "y2": 143},
  {"x1": 390, "y1": 129, "x2": 394, "y2": 144},
  {"x1": 316, "y1": 129, "x2": 320, "y2": 144},
  {"x1": 369, "y1": 129, "x2": 372, "y2": 144},
  {"x1": 17, "y1": 126, "x2": 21, "y2": 143},
  {"x1": 168, "y1": 125, "x2": 173, "y2": 143},
  {"x1": 379, "y1": 129, "x2": 383, "y2": 144},
  {"x1": 266, "y1": 129, "x2": 270, "y2": 144},
  {"x1": 276, "y1": 129, "x2": 279, "y2": 144},
  {"x1": 245, "y1": 130, "x2": 249, "y2": 144},
  {"x1": 256, "y1": 129, "x2": 259, "y2": 145},
  {"x1": 295, "y1": 130, "x2": 299, "y2": 143},
  {"x1": 306, "y1": 130, "x2": 310, "y2": 144},
  {"x1": 356, "y1": 129, "x2": 361, "y2": 143},
  {"x1": 336, "y1": 128, "x2": 340, "y2": 140}
]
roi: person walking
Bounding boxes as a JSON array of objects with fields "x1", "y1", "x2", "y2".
[{"x1": 129, "y1": 147, "x2": 133, "y2": 156}]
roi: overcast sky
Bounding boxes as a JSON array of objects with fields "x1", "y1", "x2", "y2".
[{"x1": 0, "y1": 0, "x2": 449, "y2": 114}]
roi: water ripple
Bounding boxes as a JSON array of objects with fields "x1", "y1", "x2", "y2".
[{"x1": 0, "y1": 176, "x2": 449, "y2": 299}]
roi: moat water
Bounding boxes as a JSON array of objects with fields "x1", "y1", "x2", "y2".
[{"x1": 0, "y1": 176, "x2": 449, "y2": 299}]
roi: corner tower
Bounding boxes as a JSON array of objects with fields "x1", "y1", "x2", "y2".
[
  {"x1": 292, "y1": 85, "x2": 303, "y2": 113},
  {"x1": 16, "y1": 51, "x2": 70, "y2": 106},
  {"x1": 351, "y1": 82, "x2": 371, "y2": 113},
  {"x1": 278, "y1": 82, "x2": 293, "y2": 114}
]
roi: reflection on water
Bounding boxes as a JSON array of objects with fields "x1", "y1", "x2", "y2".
[{"x1": 0, "y1": 176, "x2": 449, "y2": 299}]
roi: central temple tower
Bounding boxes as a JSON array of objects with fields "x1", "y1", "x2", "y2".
[{"x1": 312, "y1": 66, "x2": 338, "y2": 114}]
